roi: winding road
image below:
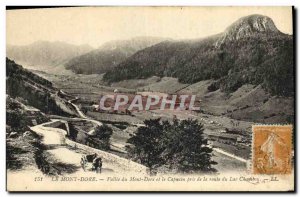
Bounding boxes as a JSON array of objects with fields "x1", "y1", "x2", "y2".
[
  {"x1": 63, "y1": 93, "x2": 103, "y2": 135},
  {"x1": 30, "y1": 119, "x2": 147, "y2": 175},
  {"x1": 53, "y1": 90, "x2": 248, "y2": 173}
]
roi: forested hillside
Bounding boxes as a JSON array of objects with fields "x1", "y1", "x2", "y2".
[
  {"x1": 104, "y1": 15, "x2": 294, "y2": 97},
  {"x1": 6, "y1": 58, "x2": 74, "y2": 116}
]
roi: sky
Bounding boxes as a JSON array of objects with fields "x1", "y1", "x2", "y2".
[{"x1": 6, "y1": 7, "x2": 293, "y2": 48}]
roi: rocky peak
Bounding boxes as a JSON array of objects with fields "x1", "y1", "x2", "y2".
[{"x1": 215, "y1": 14, "x2": 280, "y2": 47}]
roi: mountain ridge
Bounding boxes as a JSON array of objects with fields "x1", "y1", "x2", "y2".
[
  {"x1": 64, "y1": 37, "x2": 167, "y2": 74},
  {"x1": 7, "y1": 41, "x2": 93, "y2": 68},
  {"x1": 103, "y1": 15, "x2": 294, "y2": 97}
]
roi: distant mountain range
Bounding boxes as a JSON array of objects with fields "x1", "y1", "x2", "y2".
[
  {"x1": 103, "y1": 15, "x2": 293, "y2": 96},
  {"x1": 6, "y1": 15, "x2": 294, "y2": 97},
  {"x1": 64, "y1": 37, "x2": 167, "y2": 74},
  {"x1": 7, "y1": 41, "x2": 93, "y2": 68}
]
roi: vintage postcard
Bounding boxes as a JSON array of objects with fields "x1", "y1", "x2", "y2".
[{"x1": 6, "y1": 6, "x2": 294, "y2": 192}]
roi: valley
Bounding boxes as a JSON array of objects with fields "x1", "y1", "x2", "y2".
[
  {"x1": 33, "y1": 70, "x2": 253, "y2": 171},
  {"x1": 6, "y1": 13, "x2": 294, "y2": 178}
]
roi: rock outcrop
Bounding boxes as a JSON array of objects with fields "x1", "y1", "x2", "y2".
[{"x1": 215, "y1": 14, "x2": 281, "y2": 47}]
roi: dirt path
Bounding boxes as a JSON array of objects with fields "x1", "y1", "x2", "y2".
[
  {"x1": 67, "y1": 96, "x2": 103, "y2": 135},
  {"x1": 31, "y1": 124, "x2": 67, "y2": 145},
  {"x1": 68, "y1": 98, "x2": 88, "y2": 119},
  {"x1": 30, "y1": 121, "x2": 146, "y2": 175},
  {"x1": 62, "y1": 90, "x2": 248, "y2": 172},
  {"x1": 212, "y1": 151, "x2": 247, "y2": 172},
  {"x1": 213, "y1": 148, "x2": 247, "y2": 163}
]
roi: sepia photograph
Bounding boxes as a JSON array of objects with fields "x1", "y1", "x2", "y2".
[{"x1": 5, "y1": 6, "x2": 295, "y2": 192}]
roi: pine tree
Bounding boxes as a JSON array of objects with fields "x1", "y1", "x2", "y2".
[
  {"x1": 126, "y1": 118, "x2": 217, "y2": 174},
  {"x1": 93, "y1": 124, "x2": 113, "y2": 150},
  {"x1": 163, "y1": 119, "x2": 217, "y2": 173},
  {"x1": 126, "y1": 118, "x2": 165, "y2": 174}
]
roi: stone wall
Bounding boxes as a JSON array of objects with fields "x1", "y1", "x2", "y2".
[{"x1": 42, "y1": 119, "x2": 70, "y2": 135}]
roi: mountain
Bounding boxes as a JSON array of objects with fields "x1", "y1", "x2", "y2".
[
  {"x1": 215, "y1": 14, "x2": 281, "y2": 47},
  {"x1": 103, "y1": 15, "x2": 294, "y2": 97},
  {"x1": 64, "y1": 37, "x2": 167, "y2": 74},
  {"x1": 6, "y1": 58, "x2": 77, "y2": 116},
  {"x1": 7, "y1": 41, "x2": 93, "y2": 69}
]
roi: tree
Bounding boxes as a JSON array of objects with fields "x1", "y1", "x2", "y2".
[
  {"x1": 163, "y1": 119, "x2": 217, "y2": 173},
  {"x1": 126, "y1": 119, "x2": 165, "y2": 174},
  {"x1": 68, "y1": 123, "x2": 78, "y2": 141},
  {"x1": 103, "y1": 35, "x2": 294, "y2": 97},
  {"x1": 93, "y1": 124, "x2": 113, "y2": 150},
  {"x1": 126, "y1": 118, "x2": 217, "y2": 174}
]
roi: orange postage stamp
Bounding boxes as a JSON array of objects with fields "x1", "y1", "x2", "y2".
[{"x1": 252, "y1": 125, "x2": 293, "y2": 174}]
